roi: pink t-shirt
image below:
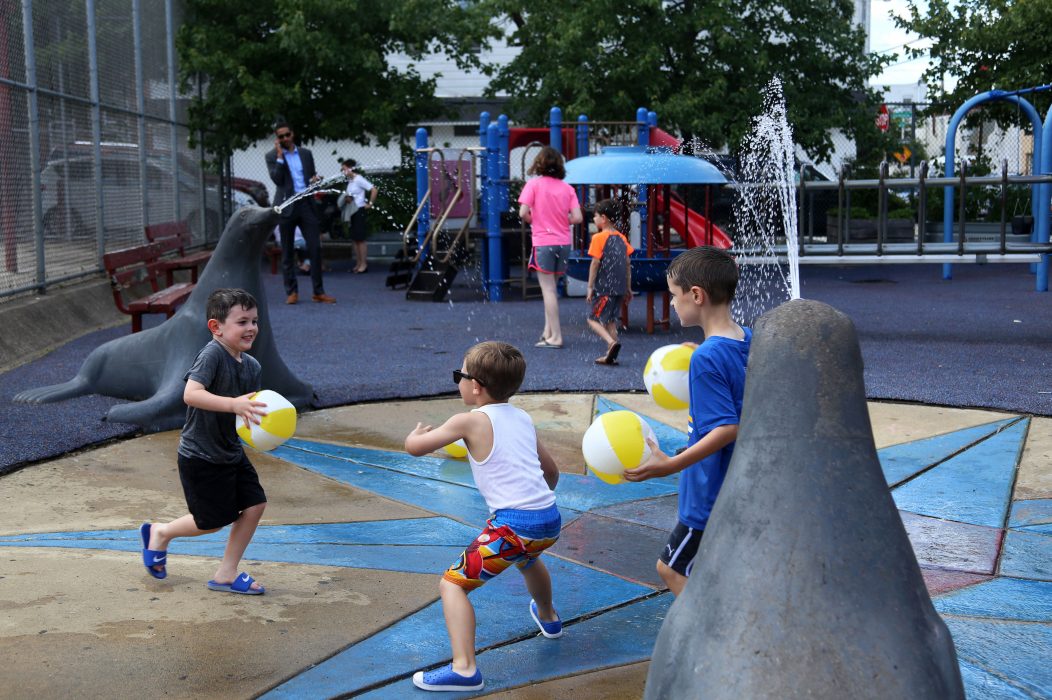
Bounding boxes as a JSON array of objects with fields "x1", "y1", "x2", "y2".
[{"x1": 518, "y1": 176, "x2": 580, "y2": 247}]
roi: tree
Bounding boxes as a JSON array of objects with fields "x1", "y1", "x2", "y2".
[
  {"x1": 897, "y1": 0, "x2": 1052, "y2": 116},
  {"x1": 177, "y1": 0, "x2": 492, "y2": 160},
  {"x1": 474, "y1": 0, "x2": 889, "y2": 163}
]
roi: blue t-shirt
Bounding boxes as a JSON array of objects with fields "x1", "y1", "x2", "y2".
[{"x1": 678, "y1": 328, "x2": 752, "y2": 530}]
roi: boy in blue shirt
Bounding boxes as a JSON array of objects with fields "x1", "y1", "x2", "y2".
[{"x1": 624, "y1": 246, "x2": 751, "y2": 596}]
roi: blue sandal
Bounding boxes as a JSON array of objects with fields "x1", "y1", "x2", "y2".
[
  {"x1": 207, "y1": 572, "x2": 264, "y2": 595},
  {"x1": 139, "y1": 523, "x2": 167, "y2": 579}
]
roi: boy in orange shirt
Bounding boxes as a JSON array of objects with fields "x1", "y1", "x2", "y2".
[{"x1": 586, "y1": 198, "x2": 633, "y2": 365}]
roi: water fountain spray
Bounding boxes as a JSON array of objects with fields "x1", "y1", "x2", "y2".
[
  {"x1": 274, "y1": 173, "x2": 348, "y2": 215},
  {"x1": 733, "y1": 78, "x2": 802, "y2": 322}
]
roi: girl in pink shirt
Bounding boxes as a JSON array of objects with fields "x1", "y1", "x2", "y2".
[{"x1": 518, "y1": 146, "x2": 583, "y2": 348}]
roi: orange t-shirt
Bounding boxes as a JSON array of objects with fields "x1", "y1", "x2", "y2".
[{"x1": 587, "y1": 230, "x2": 634, "y2": 258}]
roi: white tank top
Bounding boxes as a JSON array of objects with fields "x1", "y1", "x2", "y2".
[{"x1": 468, "y1": 403, "x2": 557, "y2": 513}]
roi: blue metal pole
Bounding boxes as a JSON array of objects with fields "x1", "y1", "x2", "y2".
[
  {"x1": 576, "y1": 114, "x2": 589, "y2": 210},
  {"x1": 637, "y1": 107, "x2": 649, "y2": 255},
  {"x1": 1037, "y1": 108, "x2": 1052, "y2": 291},
  {"x1": 550, "y1": 107, "x2": 562, "y2": 154},
  {"x1": 637, "y1": 107, "x2": 650, "y2": 147},
  {"x1": 943, "y1": 91, "x2": 1043, "y2": 280},
  {"x1": 486, "y1": 122, "x2": 503, "y2": 301},
  {"x1": 415, "y1": 128, "x2": 430, "y2": 255},
  {"x1": 498, "y1": 114, "x2": 510, "y2": 213},
  {"x1": 478, "y1": 112, "x2": 490, "y2": 228}
]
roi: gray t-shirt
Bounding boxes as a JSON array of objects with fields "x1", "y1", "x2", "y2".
[{"x1": 178, "y1": 339, "x2": 262, "y2": 464}]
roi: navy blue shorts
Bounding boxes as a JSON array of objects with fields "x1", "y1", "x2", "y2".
[
  {"x1": 177, "y1": 453, "x2": 267, "y2": 530},
  {"x1": 659, "y1": 522, "x2": 704, "y2": 577}
]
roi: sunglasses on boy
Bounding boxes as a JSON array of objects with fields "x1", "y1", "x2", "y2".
[{"x1": 453, "y1": 369, "x2": 485, "y2": 386}]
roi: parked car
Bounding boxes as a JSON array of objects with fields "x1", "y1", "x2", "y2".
[{"x1": 39, "y1": 142, "x2": 266, "y2": 240}]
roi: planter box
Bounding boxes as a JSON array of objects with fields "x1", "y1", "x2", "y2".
[
  {"x1": 825, "y1": 216, "x2": 915, "y2": 242},
  {"x1": 924, "y1": 221, "x2": 1032, "y2": 243}
]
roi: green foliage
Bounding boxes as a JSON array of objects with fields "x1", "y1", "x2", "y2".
[
  {"x1": 897, "y1": 0, "x2": 1052, "y2": 122},
  {"x1": 178, "y1": 0, "x2": 493, "y2": 159},
  {"x1": 473, "y1": 0, "x2": 889, "y2": 163}
]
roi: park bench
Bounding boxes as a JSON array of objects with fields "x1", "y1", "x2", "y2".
[
  {"x1": 103, "y1": 242, "x2": 194, "y2": 333},
  {"x1": 144, "y1": 221, "x2": 212, "y2": 286}
]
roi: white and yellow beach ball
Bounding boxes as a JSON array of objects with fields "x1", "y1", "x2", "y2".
[
  {"x1": 582, "y1": 410, "x2": 657, "y2": 485},
  {"x1": 443, "y1": 439, "x2": 469, "y2": 459},
  {"x1": 237, "y1": 390, "x2": 297, "y2": 451},
  {"x1": 643, "y1": 344, "x2": 693, "y2": 410}
]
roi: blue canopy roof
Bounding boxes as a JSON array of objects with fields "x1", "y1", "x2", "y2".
[{"x1": 564, "y1": 146, "x2": 728, "y2": 185}]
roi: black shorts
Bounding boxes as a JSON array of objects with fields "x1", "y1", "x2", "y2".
[
  {"x1": 588, "y1": 295, "x2": 623, "y2": 324},
  {"x1": 177, "y1": 453, "x2": 267, "y2": 530},
  {"x1": 659, "y1": 522, "x2": 705, "y2": 577}
]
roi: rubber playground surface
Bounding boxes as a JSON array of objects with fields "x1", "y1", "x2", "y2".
[{"x1": 1, "y1": 262, "x2": 1052, "y2": 698}]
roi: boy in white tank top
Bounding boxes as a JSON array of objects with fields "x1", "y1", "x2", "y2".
[{"x1": 405, "y1": 341, "x2": 562, "y2": 692}]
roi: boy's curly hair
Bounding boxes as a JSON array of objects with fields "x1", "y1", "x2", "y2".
[{"x1": 463, "y1": 341, "x2": 526, "y2": 402}]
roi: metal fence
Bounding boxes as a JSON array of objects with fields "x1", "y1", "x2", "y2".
[
  {"x1": 825, "y1": 101, "x2": 1039, "y2": 180},
  {"x1": 0, "y1": 0, "x2": 215, "y2": 301}
]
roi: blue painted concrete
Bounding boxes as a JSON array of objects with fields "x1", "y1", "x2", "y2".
[
  {"x1": 958, "y1": 658, "x2": 1036, "y2": 700},
  {"x1": 879, "y1": 419, "x2": 1017, "y2": 486},
  {"x1": 1000, "y1": 529, "x2": 1052, "y2": 581},
  {"x1": 0, "y1": 520, "x2": 482, "y2": 575},
  {"x1": 935, "y1": 577, "x2": 1052, "y2": 622},
  {"x1": 943, "y1": 617, "x2": 1052, "y2": 699},
  {"x1": 1010, "y1": 498, "x2": 1052, "y2": 529},
  {"x1": 589, "y1": 494, "x2": 679, "y2": 532},
  {"x1": 891, "y1": 419, "x2": 1028, "y2": 527},
  {"x1": 261, "y1": 558, "x2": 656, "y2": 698},
  {"x1": 356, "y1": 594, "x2": 672, "y2": 699},
  {"x1": 275, "y1": 447, "x2": 496, "y2": 527},
  {"x1": 279, "y1": 440, "x2": 678, "y2": 516}
]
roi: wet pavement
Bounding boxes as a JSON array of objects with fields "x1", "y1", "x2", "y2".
[
  {"x1": 1, "y1": 393, "x2": 1050, "y2": 698},
  {"x1": 1, "y1": 259, "x2": 1052, "y2": 697}
]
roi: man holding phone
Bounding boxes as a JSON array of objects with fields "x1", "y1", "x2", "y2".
[{"x1": 265, "y1": 119, "x2": 335, "y2": 304}]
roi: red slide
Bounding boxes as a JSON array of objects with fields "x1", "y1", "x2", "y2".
[
  {"x1": 649, "y1": 127, "x2": 732, "y2": 249},
  {"x1": 654, "y1": 190, "x2": 733, "y2": 249}
]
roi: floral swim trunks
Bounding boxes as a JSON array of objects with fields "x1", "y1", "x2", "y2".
[{"x1": 443, "y1": 505, "x2": 561, "y2": 591}]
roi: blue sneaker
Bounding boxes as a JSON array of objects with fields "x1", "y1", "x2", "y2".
[
  {"x1": 530, "y1": 599, "x2": 563, "y2": 639},
  {"x1": 412, "y1": 664, "x2": 484, "y2": 692}
]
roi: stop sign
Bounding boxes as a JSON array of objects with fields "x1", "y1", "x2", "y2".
[{"x1": 876, "y1": 104, "x2": 890, "y2": 132}]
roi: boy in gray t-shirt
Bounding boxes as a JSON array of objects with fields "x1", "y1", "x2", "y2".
[{"x1": 140, "y1": 288, "x2": 270, "y2": 595}]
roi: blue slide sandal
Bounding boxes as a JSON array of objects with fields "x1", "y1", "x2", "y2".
[
  {"x1": 139, "y1": 523, "x2": 167, "y2": 579},
  {"x1": 207, "y1": 572, "x2": 264, "y2": 595}
]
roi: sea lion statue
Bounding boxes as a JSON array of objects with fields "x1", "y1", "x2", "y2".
[
  {"x1": 14, "y1": 205, "x2": 313, "y2": 433},
  {"x1": 644, "y1": 299, "x2": 963, "y2": 699}
]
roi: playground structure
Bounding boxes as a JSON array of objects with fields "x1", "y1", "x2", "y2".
[
  {"x1": 391, "y1": 107, "x2": 733, "y2": 318},
  {"x1": 395, "y1": 87, "x2": 1052, "y2": 309}
]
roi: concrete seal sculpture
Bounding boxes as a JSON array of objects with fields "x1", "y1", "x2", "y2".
[
  {"x1": 14, "y1": 206, "x2": 313, "y2": 432},
  {"x1": 645, "y1": 299, "x2": 963, "y2": 699}
]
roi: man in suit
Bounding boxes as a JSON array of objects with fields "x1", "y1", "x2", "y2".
[{"x1": 265, "y1": 120, "x2": 336, "y2": 304}]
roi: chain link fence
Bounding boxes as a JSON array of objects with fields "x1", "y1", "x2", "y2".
[{"x1": 0, "y1": 0, "x2": 217, "y2": 302}]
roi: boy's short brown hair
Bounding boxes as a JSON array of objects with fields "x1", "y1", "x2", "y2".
[
  {"x1": 206, "y1": 288, "x2": 257, "y2": 323},
  {"x1": 666, "y1": 246, "x2": 738, "y2": 305},
  {"x1": 463, "y1": 341, "x2": 526, "y2": 402}
]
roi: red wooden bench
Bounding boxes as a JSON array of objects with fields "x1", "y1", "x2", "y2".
[
  {"x1": 103, "y1": 243, "x2": 194, "y2": 333},
  {"x1": 145, "y1": 221, "x2": 212, "y2": 286}
]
